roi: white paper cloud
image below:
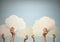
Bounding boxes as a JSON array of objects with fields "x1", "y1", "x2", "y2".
[
  {"x1": 5, "y1": 15, "x2": 26, "y2": 31},
  {"x1": 0, "y1": 25, "x2": 11, "y2": 37},
  {"x1": 16, "y1": 26, "x2": 32, "y2": 38},
  {"x1": 32, "y1": 16, "x2": 55, "y2": 37}
]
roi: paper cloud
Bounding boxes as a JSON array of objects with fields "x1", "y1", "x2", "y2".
[
  {"x1": 5, "y1": 15, "x2": 26, "y2": 31},
  {"x1": 0, "y1": 25, "x2": 11, "y2": 37},
  {"x1": 32, "y1": 16, "x2": 55, "y2": 37},
  {"x1": 16, "y1": 26, "x2": 32, "y2": 38}
]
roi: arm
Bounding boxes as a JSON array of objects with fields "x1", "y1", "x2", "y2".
[
  {"x1": 24, "y1": 35, "x2": 28, "y2": 42},
  {"x1": 42, "y1": 28, "x2": 48, "y2": 42},
  {"x1": 1, "y1": 34, "x2": 5, "y2": 42},
  {"x1": 32, "y1": 38, "x2": 35, "y2": 42},
  {"x1": 24, "y1": 39, "x2": 26, "y2": 42},
  {"x1": 3, "y1": 39, "x2": 5, "y2": 42},
  {"x1": 31, "y1": 35, "x2": 35, "y2": 42},
  {"x1": 10, "y1": 27, "x2": 15, "y2": 42},
  {"x1": 10, "y1": 35, "x2": 15, "y2": 42},
  {"x1": 42, "y1": 35, "x2": 46, "y2": 42},
  {"x1": 53, "y1": 34, "x2": 56, "y2": 42}
]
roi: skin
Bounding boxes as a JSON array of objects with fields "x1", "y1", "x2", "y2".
[
  {"x1": 52, "y1": 34, "x2": 56, "y2": 42},
  {"x1": 42, "y1": 28, "x2": 48, "y2": 42},
  {"x1": 1, "y1": 33, "x2": 5, "y2": 42},
  {"x1": 24, "y1": 35, "x2": 28, "y2": 42},
  {"x1": 10, "y1": 27, "x2": 15, "y2": 42},
  {"x1": 31, "y1": 34, "x2": 35, "y2": 42}
]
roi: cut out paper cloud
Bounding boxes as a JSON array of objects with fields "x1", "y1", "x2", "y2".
[
  {"x1": 32, "y1": 16, "x2": 55, "y2": 37},
  {"x1": 5, "y1": 15, "x2": 26, "y2": 31},
  {"x1": 16, "y1": 26, "x2": 32, "y2": 38},
  {"x1": 0, "y1": 25, "x2": 11, "y2": 37}
]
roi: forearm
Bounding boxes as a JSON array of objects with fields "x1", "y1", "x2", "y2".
[
  {"x1": 24, "y1": 39, "x2": 26, "y2": 42},
  {"x1": 3, "y1": 39, "x2": 5, "y2": 42},
  {"x1": 42, "y1": 35, "x2": 46, "y2": 42},
  {"x1": 33, "y1": 38, "x2": 35, "y2": 42},
  {"x1": 10, "y1": 35, "x2": 15, "y2": 42},
  {"x1": 53, "y1": 38, "x2": 55, "y2": 42}
]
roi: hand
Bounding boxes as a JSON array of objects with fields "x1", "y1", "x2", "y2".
[
  {"x1": 31, "y1": 34, "x2": 34, "y2": 39},
  {"x1": 24, "y1": 34, "x2": 28, "y2": 40},
  {"x1": 10, "y1": 27, "x2": 15, "y2": 36},
  {"x1": 42, "y1": 28, "x2": 48, "y2": 36},
  {"x1": 52, "y1": 34, "x2": 56, "y2": 39},
  {"x1": 1, "y1": 33, "x2": 5, "y2": 40}
]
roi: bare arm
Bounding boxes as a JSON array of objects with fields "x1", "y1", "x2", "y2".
[
  {"x1": 53, "y1": 34, "x2": 56, "y2": 42},
  {"x1": 42, "y1": 35, "x2": 46, "y2": 42},
  {"x1": 3, "y1": 39, "x2": 5, "y2": 42},
  {"x1": 10, "y1": 35, "x2": 15, "y2": 42},
  {"x1": 42, "y1": 28, "x2": 48, "y2": 42},
  {"x1": 1, "y1": 34, "x2": 5, "y2": 42},
  {"x1": 53, "y1": 38, "x2": 55, "y2": 42},
  {"x1": 10, "y1": 27, "x2": 15, "y2": 42},
  {"x1": 32, "y1": 38, "x2": 35, "y2": 42},
  {"x1": 24, "y1": 35, "x2": 28, "y2": 42},
  {"x1": 31, "y1": 35, "x2": 35, "y2": 42},
  {"x1": 24, "y1": 39, "x2": 26, "y2": 42}
]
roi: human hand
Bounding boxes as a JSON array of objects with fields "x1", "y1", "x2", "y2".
[
  {"x1": 24, "y1": 34, "x2": 28, "y2": 40},
  {"x1": 31, "y1": 34, "x2": 34, "y2": 39},
  {"x1": 52, "y1": 34, "x2": 56, "y2": 39},
  {"x1": 42, "y1": 28, "x2": 48, "y2": 36},
  {"x1": 1, "y1": 33, "x2": 5, "y2": 40},
  {"x1": 10, "y1": 27, "x2": 15, "y2": 36}
]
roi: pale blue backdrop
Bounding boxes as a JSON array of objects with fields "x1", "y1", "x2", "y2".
[{"x1": 0, "y1": 0, "x2": 60, "y2": 42}]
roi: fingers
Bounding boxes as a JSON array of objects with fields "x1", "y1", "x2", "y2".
[
  {"x1": 52, "y1": 34, "x2": 56, "y2": 39},
  {"x1": 10, "y1": 27, "x2": 15, "y2": 35},
  {"x1": 1, "y1": 33, "x2": 5, "y2": 40},
  {"x1": 32, "y1": 34, "x2": 34, "y2": 39},
  {"x1": 24, "y1": 35, "x2": 28, "y2": 40},
  {"x1": 43, "y1": 28, "x2": 48, "y2": 36}
]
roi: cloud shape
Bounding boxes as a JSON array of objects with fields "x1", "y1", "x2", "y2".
[
  {"x1": 5, "y1": 15, "x2": 26, "y2": 31},
  {"x1": 32, "y1": 16, "x2": 55, "y2": 37},
  {"x1": 0, "y1": 25, "x2": 11, "y2": 37},
  {"x1": 16, "y1": 26, "x2": 32, "y2": 38}
]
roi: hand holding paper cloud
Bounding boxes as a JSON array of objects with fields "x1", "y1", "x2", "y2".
[
  {"x1": 32, "y1": 16, "x2": 55, "y2": 37},
  {"x1": 5, "y1": 15, "x2": 26, "y2": 31}
]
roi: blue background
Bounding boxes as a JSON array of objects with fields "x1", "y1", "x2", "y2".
[{"x1": 0, "y1": 0, "x2": 60, "y2": 42}]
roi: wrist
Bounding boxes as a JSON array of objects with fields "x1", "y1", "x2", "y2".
[
  {"x1": 43, "y1": 35, "x2": 46, "y2": 38},
  {"x1": 3, "y1": 39, "x2": 5, "y2": 40},
  {"x1": 32, "y1": 38, "x2": 35, "y2": 39}
]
